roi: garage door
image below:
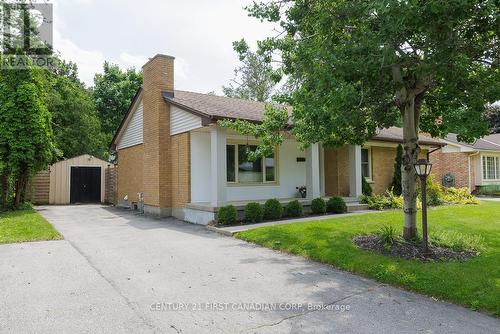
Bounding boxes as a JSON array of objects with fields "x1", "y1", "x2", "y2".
[{"x1": 70, "y1": 167, "x2": 101, "y2": 204}]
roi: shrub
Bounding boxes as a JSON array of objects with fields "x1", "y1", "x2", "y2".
[
  {"x1": 391, "y1": 144, "x2": 403, "y2": 195},
  {"x1": 376, "y1": 225, "x2": 400, "y2": 250},
  {"x1": 263, "y1": 198, "x2": 283, "y2": 220},
  {"x1": 327, "y1": 196, "x2": 347, "y2": 213},
  {"x1": 216, "y1": 205, "x2": 237, "y2": 225},
  {"x1": 476, "y1": 184, "x2": 500, "y2": 196},
  {"x1": 244, "y1": 202, "x2": 264, "y2": 223},
  {"x1": 441, "y1": 187, "x2": 479, "y2": 205},
  {"x1": 362, "y1": 177, "x2": 373, "y2": 196},
  {"x1": 361, "y1": 190, "x2": 403, "y2": 210},
  {"x1": 286, "y1": 200, "x2": 303, "y2": 217},
  {"x1": 311, "y1": 197, "x2": 326, "y2": 214}
]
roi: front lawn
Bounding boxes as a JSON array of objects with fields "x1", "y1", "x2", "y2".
[
  {"x1": 236, "y1": 201, "x2": 500, "y2": 316},
  {"x1": 0, "y1": 208, "x2": 62, "y2": 244}
]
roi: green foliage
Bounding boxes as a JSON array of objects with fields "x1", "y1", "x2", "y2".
[
  {"x1": 285, "y1": 200, "x2": 303, "y2": 217},
  {"x1": 216, "y1": 205, "x2": 238, "y2": 225},
  {"x1": 441, "y1": 187, "x2": 479, "y2": 205},
  {"x1": 223, "y1": 40, "x2": 276, "y2": 102},
  {"x1": 362, "y1": 177, "x2": 373, "y2": 196},
  {"x1": 92, "y1": 62, "x2": 142, "y2": 143},
  {"x1": 310, "y1": 197, "x2": 326, "y2": 214},
  {"x1": 263, "y1": 198, "x2": 283, "y2": 220},
  {"x1": 244, "y1": 202, "x2": 264, "y2": 224},
  {"x1": 376, "y1": 225, "x2": 400, "y2": 250},
  {"x1": 484, "y1": 104, "x2": 500, "y2": 134},
  {"x1": 423, "y1": 175, "x2": 444, "y2": 206},
  {"x1": 361, "y1": 190, "x2": 404, "y2": 210},
  {"x1": 327, "y1": 196, "x2": 347, "y2": 214},
  {"x1": 0, "y1": 55, "x2": 56, "y2": 208},
  {"x1": 430, "y1": 231, "x2": 485, "y2": 253},
  {"x1": 391, "y1": 144, "x2": 403, "y2": 195},
  {"x1": 49, "y1": 60, "x2": 107, "y2": 159}
]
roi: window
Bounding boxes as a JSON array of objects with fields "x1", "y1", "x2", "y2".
[
  {"x1": 361, "y1": 148, "x2": 371, "y2": 180},
  {"x1": 226, "y1": 143, "x2": 277, "y2": 184},
  {"x1": 482, "y1": 156, "x2": 500, "y2": 180}
]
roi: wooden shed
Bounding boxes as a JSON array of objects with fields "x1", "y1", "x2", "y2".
[{"x1": 32, "y1": 154, "x2": 113, "y2": 205}]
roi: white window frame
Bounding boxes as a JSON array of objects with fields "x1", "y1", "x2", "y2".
[
  {"x1": 482, "y1": 155, "x2": 500, "y2": 181},
  {"x1": 226, "y1": 141, "x2": 279, "y2": 186},
  {"x1": 361, "y1": 147, "x2": 372, "y2": 181}
]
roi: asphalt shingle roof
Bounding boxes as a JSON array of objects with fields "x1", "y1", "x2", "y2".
[{"x1": 445, "y1": 133, "x2": 500, "y2": 151}]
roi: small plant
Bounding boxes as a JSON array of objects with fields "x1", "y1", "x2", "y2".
[
  {"x1": 362, "y1": 177, "x2": 373, "y2": 196},
  {"x1": 263, "y1": 198, "x2": 283, "y2": 220},
  {"x1": 244, "y1": 202, "x2": 264, "y2": 224},
  {"x1": 327, "y1": 196, "x2": 347, "y2": 213},
  {"x1": 376, "y1": 225, "x2": 399, "y2": 250},
  {"x1": 286, "y1": 200, "x2": 303, "y2": 217},
  {"x1": 311, "y1": 197, "x2": 326, "y2": 214},
  {"x1": 216, "y1": 205, "x2": 237, "y2": 225}
]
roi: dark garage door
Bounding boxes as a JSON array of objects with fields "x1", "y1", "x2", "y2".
[{"x1": 70, "y1": 167, "x2": 101, "y2": 204}]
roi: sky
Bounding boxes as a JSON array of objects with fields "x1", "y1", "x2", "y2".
[{"x1": 50, "y1": 0, "x2": 276, "y2": 93}]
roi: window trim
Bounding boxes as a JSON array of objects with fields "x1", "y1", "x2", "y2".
[
  {"x1": 482, "y1": 155, "x2": 500, "y2": 181},
  {"x1": 226, "y1": 140, "x2": 279, "y2": 186},
  {"x1": 361, "y1": 147, "x2": 372, "y2": 181}
]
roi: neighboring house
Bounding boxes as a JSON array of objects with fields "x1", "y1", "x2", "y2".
[
  {"x1": 431, "y1": 133, "x2": 500, "y2": 191},
  {"x1": 110, "y1": 54, "x2": 443, "y2": 224}
]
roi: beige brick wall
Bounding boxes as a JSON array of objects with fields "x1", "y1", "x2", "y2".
[
  {"x1": 142, "y1": 55, "x2": 174, "y2": 210},
  {"x1": 430, "y1": 150, "x2": 471, "y2": 188},
  {"x1": 171, "y1": 132, "x2": 191, "y2": 208},
  {"x1": 325, "y1": 144, "x2": 429, "y2": 195},
  {"x1": 117, "y1": 144, "x2": 144, "y2": 203}
]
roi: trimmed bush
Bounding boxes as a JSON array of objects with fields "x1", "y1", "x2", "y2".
[
  {"x1": 311, "y1": 197, "x2": 327, "y2": 214},
  {"x1": 263, "y1": 198, "x2": 283, "y2": 220},
  {"x1": 244, "y1": 202, "x2": 264, "y2": 223},
  {"x1": 216, "y1": 205, "x2": 237, "y2": 225},
  {"x1": 286, "y1": 200, "x2": 303, "y2": 217},
  {"x1": 327, "y1": 196, "x2": 347, "y2": 213}
]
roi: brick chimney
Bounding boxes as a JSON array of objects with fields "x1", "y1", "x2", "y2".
[{"x1": 142, "y1": 54, "x2": 174, "y2": 217}]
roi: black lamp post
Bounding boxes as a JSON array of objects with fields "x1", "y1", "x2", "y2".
[{"x1": 414, "y1": 159, "x2": 433, "y2": 253}]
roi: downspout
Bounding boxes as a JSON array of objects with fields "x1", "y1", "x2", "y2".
[{"x1": 468, "y1": 151, "x2": 480, "y2": 191}]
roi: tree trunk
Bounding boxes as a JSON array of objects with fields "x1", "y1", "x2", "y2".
[
  {"x1": 401, "y1": 95, "x2": 420, "y2": 240},
  {"x1": 13, "y1": 169, "x2": 28, "y2": 209}
]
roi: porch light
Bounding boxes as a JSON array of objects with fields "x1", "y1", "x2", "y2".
[{"x1": 414, "y1": 159, "x2": 432, "y2": 177}]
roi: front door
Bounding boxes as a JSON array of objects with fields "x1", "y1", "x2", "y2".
[{"x1": 70, "y1": 167, "x2": 101, "y2": 204}]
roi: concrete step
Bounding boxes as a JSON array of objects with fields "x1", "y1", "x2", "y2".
[{"x1": 346, "y1": 202, "x2": 369, "y2": 212}]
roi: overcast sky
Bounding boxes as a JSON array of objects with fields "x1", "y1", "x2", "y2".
[{"x1": 51, "y1": 0, "x2": 276, "y2": 93}]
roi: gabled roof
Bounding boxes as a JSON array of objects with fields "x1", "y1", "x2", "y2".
[{"x1": 444, "y1": 133, "x2": 500, "y2": 152}]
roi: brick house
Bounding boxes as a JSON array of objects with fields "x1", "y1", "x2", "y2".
[
  {"x1": 110, "y1": 54, "x2": 443, "y2": 224},
  {"x1": 431, "y1": 133, "x2": 500, "y2": 191}
]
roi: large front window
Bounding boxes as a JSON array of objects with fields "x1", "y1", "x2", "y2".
[
  {"x1": 226, "y1": 143, "x2": 277, "y2": 184},
  {"x1": 482, "y1": 156, "x2": 500, "y2": 180}
]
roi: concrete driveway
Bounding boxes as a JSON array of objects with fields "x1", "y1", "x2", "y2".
[{"x1": 0, "y1": 205, "x2": 498, "y2": 333}]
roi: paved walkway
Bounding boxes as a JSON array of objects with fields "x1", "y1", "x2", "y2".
[{"x1": 0, "y1": 205, "x2": 498, "y2": 333}]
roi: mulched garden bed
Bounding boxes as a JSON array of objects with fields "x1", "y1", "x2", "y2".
[{"x1": 353, "y1": 234, "x2": 477, "y2": 262}]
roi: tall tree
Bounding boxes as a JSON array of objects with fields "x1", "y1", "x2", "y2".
[
  {"x1": 223, "y1": 40, "x2": 276, "y2": 102},
  {"x1": 224, "y1": 0, "x2": 499, "y2": 239},
  {"x1": 92, "y1": 62, "x2": 142, "y2": 143},
  {"x1": 49, "y1": 60, "x2": 107, "y2": 159},
  {"x1": 484, "y1": 104, "x2": 500, "y2": 134},
  {"x1": 0, "y1": 56, "x2": 55, "y2": 208}
]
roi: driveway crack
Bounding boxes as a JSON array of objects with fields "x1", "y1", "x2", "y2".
[
  {"x1": 239, "y1": 286, "x2": 378, "y2": 333},
  {"x1": 65, "y1": 239, "x2": 164, "y2": 334}
]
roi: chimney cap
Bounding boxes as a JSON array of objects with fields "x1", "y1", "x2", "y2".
[{"x1": 143, "y1": 54, "x2": 175, "y2": 68}]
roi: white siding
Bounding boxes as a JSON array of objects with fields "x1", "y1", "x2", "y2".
[
  {"x1": 117, "y1": 102, "x2": 143, "y2": 149},
  {"x1": 171, "y1": 105, "x2": 202, "y2": 135}
]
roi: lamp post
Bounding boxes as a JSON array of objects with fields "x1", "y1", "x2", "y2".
[{"x1": 414, "y1": 159, "x2": 433, "y2": 253}]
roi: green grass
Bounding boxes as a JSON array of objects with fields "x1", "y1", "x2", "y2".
[
  {"x1": 236, "y1": 201, "x2": 500, "y2": 316},
  {"x1": 0, "y1": 208, "x2": 62, "y2": 244}
]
